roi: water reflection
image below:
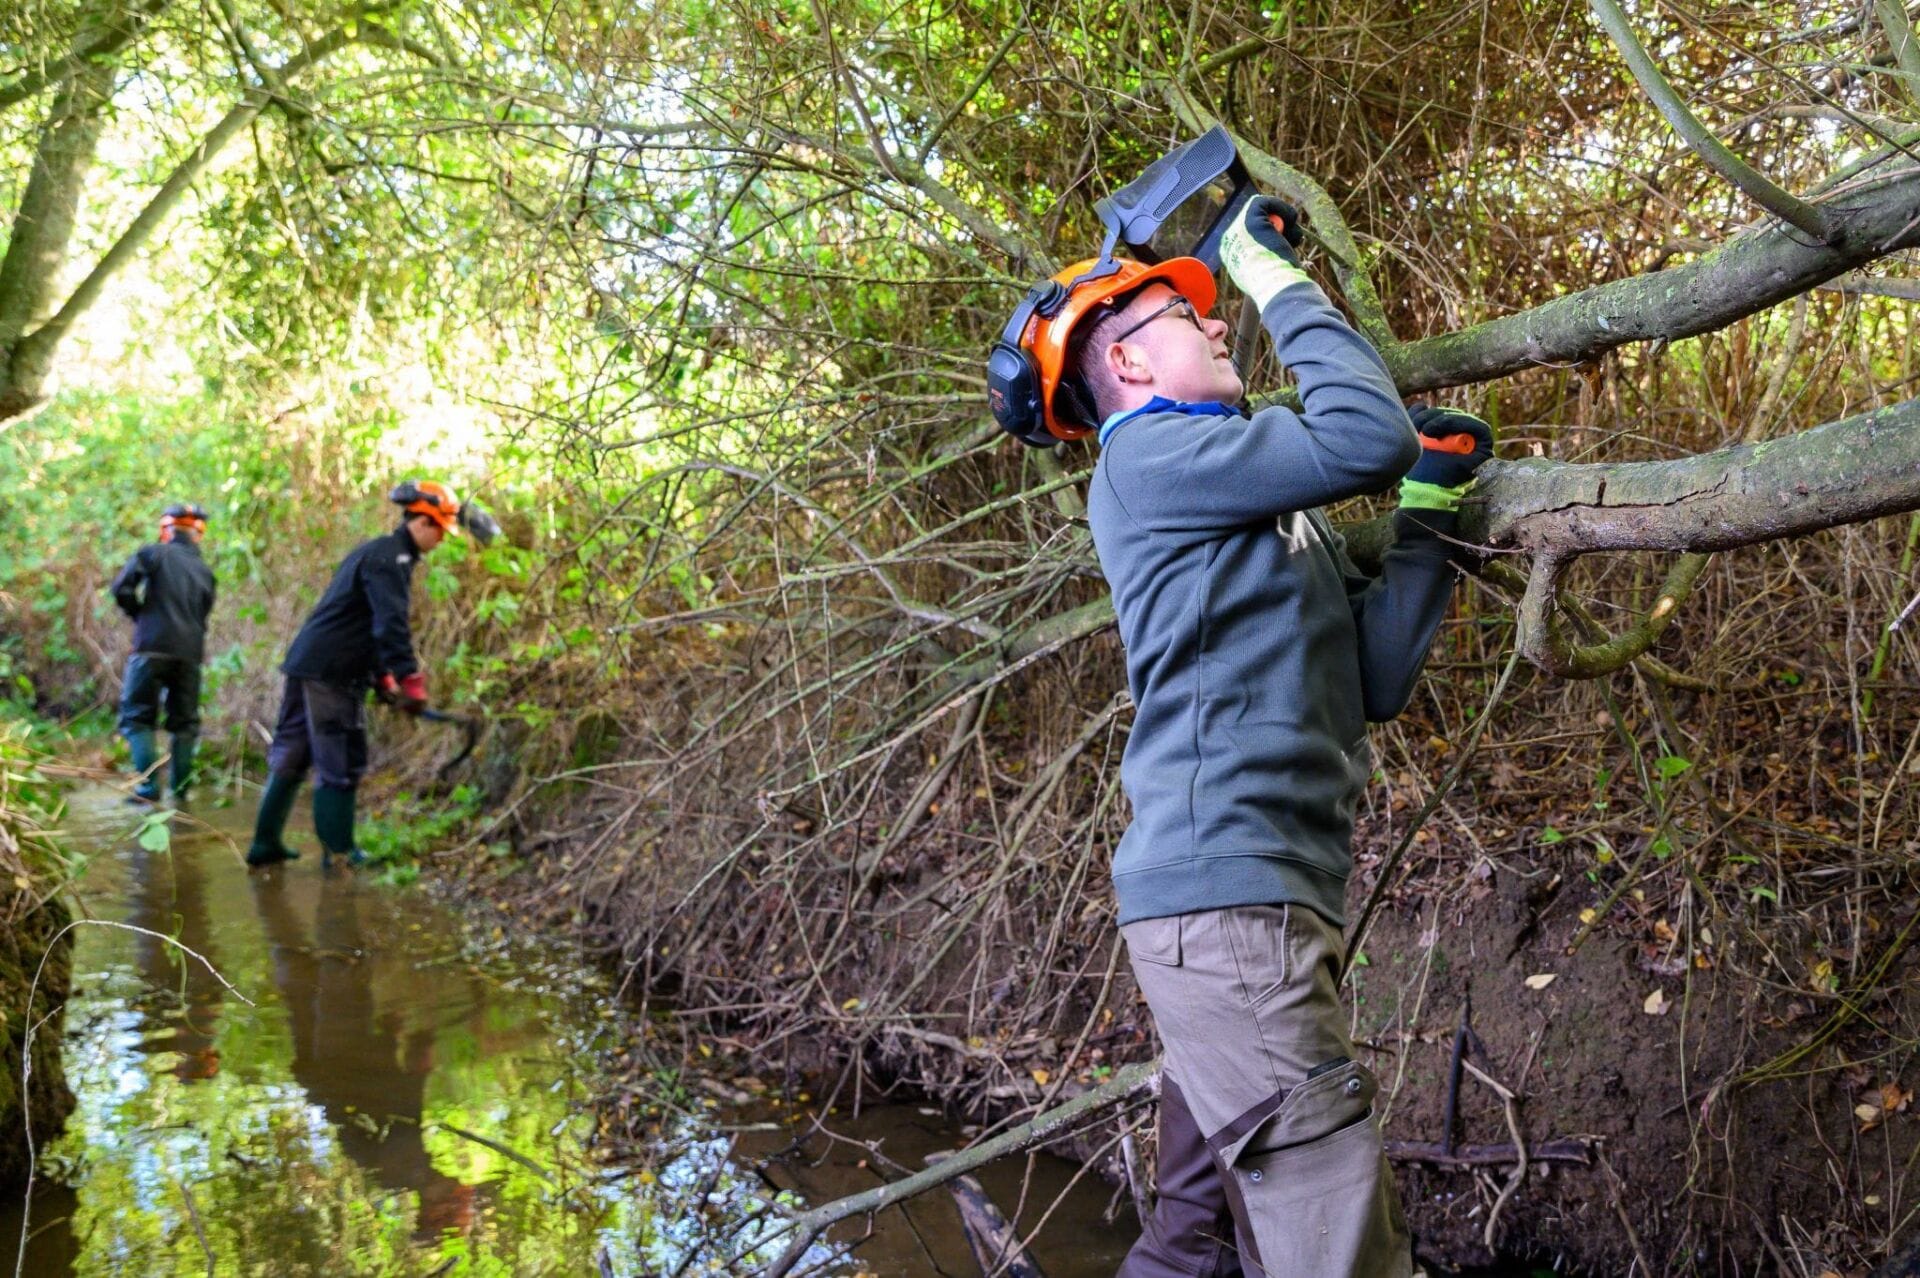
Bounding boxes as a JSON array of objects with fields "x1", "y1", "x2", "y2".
[
  {"x1": 2, "y1": 789, "x2": 843, "y2": 1277},
  {"x1": 251, "y1": 870, "x2": 476, "y2": 1239}
]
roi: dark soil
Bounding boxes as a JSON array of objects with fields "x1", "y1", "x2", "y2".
[
  {"x1": 1357, "y1": 858, "x2": 1918, "y2": 1275},
  {"x1": 0, "y1": 881, "x2": 73, "y2": 1193}
]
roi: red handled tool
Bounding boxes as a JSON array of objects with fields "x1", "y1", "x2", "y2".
[{"x1": 1420, "y1": 432, "x2": 1480, "y2": 455}]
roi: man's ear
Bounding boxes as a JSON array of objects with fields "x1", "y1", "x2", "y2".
[{"x1": 1105, "y1": 339, "x2": 1150, "y2": 387}]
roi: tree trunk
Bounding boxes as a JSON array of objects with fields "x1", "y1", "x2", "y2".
[{"x1": 0, "y1": 54, "x2": 115, "y2": 363}]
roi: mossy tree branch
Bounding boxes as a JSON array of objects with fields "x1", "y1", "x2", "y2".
[
  {"x1": 1161, "y1": 84, "x2": 1395, "y2": 346},
  {"x1": 995, "y1": 395, "x2": 1920, "y2": 678},
  {"x1": 1385, "y1": 164, "x2": 1920, "y2": 393}
]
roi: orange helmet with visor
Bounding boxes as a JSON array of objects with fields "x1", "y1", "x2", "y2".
[{"x1": 987, "y1": 256, "x2": 1216, "y2": 447}]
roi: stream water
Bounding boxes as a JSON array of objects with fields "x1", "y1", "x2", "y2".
[{"x1": 0, "y1": 786, "x2": 1133, "y2": 1276}]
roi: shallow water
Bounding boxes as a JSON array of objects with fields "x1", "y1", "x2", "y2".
[{"x1": 0, "y1": 786, "x2": 845, "y2": 1276}]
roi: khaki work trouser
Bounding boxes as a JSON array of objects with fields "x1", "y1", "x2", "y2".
[{"x1": 1123, "y1": 904, "x2": 1412, "y2": 1278}]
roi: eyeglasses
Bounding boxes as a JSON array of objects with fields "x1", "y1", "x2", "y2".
[{"x1": 1108, "y1": 295, "x2": 1206, "y2": 344}]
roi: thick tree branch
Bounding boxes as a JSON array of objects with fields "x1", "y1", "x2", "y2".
[
  {"x1": 0, "y1": 57, "x2": 114, "y2": 356},
  {"x1": 1, "y1": 21, "x2": 423, "y2": 423},
  {"x1": 997, "y1": 395, "x2": 1920, "y2": 677},
  {"x1": 1468, "y1": 396, "x2": 1920, "y2": 556},
  {"x1": 1385, "y1": 166, "x2": 1920, "y2": 393}
]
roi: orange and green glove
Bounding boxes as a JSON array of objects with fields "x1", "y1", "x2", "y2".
[{"x1": 1400, "y1": 404, "x2": 1493, "y2": 512}]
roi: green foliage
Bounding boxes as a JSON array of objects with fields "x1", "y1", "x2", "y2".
[
  {"x1": 133, "y1": 809, "x2": 171, "y2": 854},
  {"x1": 356, "y1": 784, "x2": 481, "y2": 881}
]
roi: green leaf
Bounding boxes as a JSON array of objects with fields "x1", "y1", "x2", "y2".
[
  {"x1": 1654, "y1": 755, "x2": 1692, "y2": 780},
  {"x1": 136, "y1": 811, "x2": 172, "y2": 853},
  {"x1": 1538, "y1": 825, "x2": 1566, "y2": 844}
]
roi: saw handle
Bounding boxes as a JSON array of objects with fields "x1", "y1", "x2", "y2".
[
  {"x1": 1266, "y1": 207, "x2": 1310, "y2": 240},
  {"x1": 1419, "y1": 432, "x2": 1480, "y2": 456}
]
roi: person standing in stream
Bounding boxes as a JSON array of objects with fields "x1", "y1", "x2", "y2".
[
  {"x1": 110, "y1": 503, "x2": 217, "y2": 805},
  {"x1": 247, "y1": 480, "x2": 466, "y2": 870},
  {"x1": 990, "y1": 197, "x2": 1492, "y2": 1274}
]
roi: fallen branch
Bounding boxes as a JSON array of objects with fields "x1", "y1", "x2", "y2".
[
  {"x1": 1385, "y1": 1138, "x2": 1592, "y2": 1168},
  {"x1": 758, "y1": 1061, "x2": 1157, "y2": 1277}
]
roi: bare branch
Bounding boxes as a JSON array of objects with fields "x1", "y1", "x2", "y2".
[
  {"x1": 1588, "y1": 0, "x2": 1828, "y2": 239},
  {"x1": 0, "y1": 0, "x2": 169, "y2": 113}
]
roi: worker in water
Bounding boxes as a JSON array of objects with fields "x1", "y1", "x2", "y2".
[
  {"x1": 989, "y1": 196, "x2": 1492, "y2": 1275},
  {"x1": 246, "y1": 480, "x2": 495, "y2": 869},
  {"x1": 110, "y1": 503, "x2": 216, "y2": 805}
]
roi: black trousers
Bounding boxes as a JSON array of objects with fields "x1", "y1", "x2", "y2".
[
  {"x1": 119, "y1": 653, "x2": 203, "y2": 736},
  {"x1": 266, "y1": 677, "x2": 368, "y2": 790}
]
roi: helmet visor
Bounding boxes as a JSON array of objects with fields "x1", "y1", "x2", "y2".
[{"x1": 459, "y1": 503, "x2": 501, "y2": 546}]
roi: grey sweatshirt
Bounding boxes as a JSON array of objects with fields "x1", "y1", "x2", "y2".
[{"x1": 1089, "y1": 274, "x2": 1460, "y2": 927}]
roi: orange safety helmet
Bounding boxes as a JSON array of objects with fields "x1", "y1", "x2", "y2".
[
  {"x1": 388, "y1": 479, "x2": 462, "y2": 532},
  {"x1": 387, "y1": 479, "x2": 501, "y2": 545},
  {"x1": 158, "y1": 503, "x2": 208, "y2": 542},
  {"x1": 987, "y1": 255, "x2": 1216, "y2": 446}
]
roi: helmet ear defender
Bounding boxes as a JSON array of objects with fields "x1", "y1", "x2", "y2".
[{"x1": 987, "y1": 280, "x2": 1070, "y2": 449}]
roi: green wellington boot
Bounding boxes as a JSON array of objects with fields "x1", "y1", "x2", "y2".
[
  {"x1": 312, "y1": 784, "x2": 367, "y2": 869},
  {"x1": 168, "y1": 731, "x2": 198, "y2": 802},
  {"x1": 125, "y1": 728, "x2": 161, "y2": 803},
  {"x1": 246, "y1": 772, "x2": 303, "y2": 867}
]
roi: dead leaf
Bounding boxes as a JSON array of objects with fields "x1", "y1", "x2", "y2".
[
  {"x1": 1856, "y1": 1102, "x2": 1884, "y2": 1132},
  {"x1": 1644, "y1": 989, "x2": 1670, "y2": 1015},
  {"x1": 1030, "y1": 1068, "x2": 1050, "y2": 1086},
  {"x1": 1883, "y1": 1081, "x2": 1912, "y2": 1114},
  {"x1": 1524, "y1": 973, "x2": 1557, "y2": 991}
]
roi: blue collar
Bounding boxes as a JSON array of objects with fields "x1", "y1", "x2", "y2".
[{"x1": 1097, "y1": 396, "x2": 1241, "y2": 446}]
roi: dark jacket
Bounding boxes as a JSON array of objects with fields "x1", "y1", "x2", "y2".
[
  {"x1": 1089, "y1": 272, "x2": 1460, "y2": 928},
  {"x1": 282, "y1": 525, "x2": 423, "y2": 686},
  {"x1": 110, "y1": 539, "x2": 216, "y2": 664}
]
